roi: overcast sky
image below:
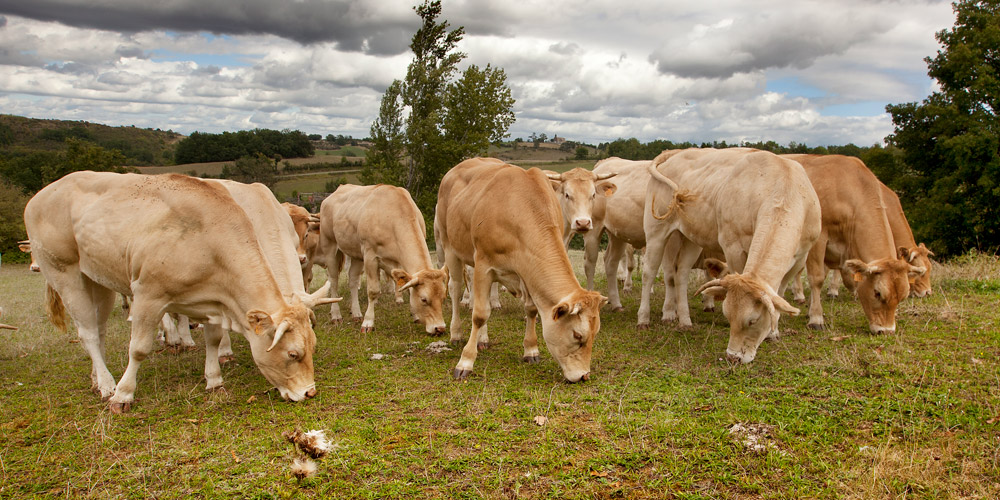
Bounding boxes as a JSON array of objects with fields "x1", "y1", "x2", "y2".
[{"x1": 0, "y1": 0, "x2": 955, "y2": 147}]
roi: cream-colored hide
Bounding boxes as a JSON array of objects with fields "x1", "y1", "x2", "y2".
[
  {"x1": 319, "y1": 184, "x2": 448, "y2": 335},
  {"x1": 782, "y1": 155, "x2": 926, "y2": 334},
  {"x1": 642, "y1": 148, "x2": 821, "y2": 364},
  {"x1": 435, "y1": 158, "x2": 606, "y2": 382},
  {"x1": 24, "y1": 172, "x2": 330, "y2": 412}
]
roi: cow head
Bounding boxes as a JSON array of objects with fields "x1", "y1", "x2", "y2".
[
  {"x1": 245, "y1": 286, "x2": 339, "y2": 401},
  {"x1": 546, "y1": 169, "x2": 617, "y2": 234},
  {"x1": 392, "y1": 266, "x2": 449, "y2": 335},
  {"x1": 697, "y1": 273, "x2": 800, "y2": 364},
  {"x1": 901, "y1": 244, "x2": 934, "y2": 297},
  {"x1": 843, "y1": 254, "x2": 925, "y2": 333},
  {"x1": 282, "y1": 203, "x2": 316, "y2": 264},
  {"x1": 541, "y1": 290, "x2": 607, "y2": 382}
]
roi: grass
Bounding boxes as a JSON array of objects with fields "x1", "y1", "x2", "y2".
[{"x1": 1, "y1": 251, "x2": 998, "y2": 499}]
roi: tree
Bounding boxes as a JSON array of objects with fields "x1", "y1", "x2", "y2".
[
  {"x1": 222, "y1": 153, "x2": 277, "y2": 188},
  {"x1": 886, "y1": 0, "x2": 999, "y2": 256},
  {"x1": 362, "y1": 80, "x2": 406, "y2": 186},
  {"x1": 364, "y1": 0, "x2": 516, "y2": 230}
]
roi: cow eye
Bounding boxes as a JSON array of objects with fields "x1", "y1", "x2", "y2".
[
  {"x1": 748, "y1": 318, "x2": 757, "y2": 326},
  {"x1": 421, "y1": 297, "x2": 428, "y2": 304},
  {"x1": 288, "y1": 350, "x2": 299, "y2": 360},
  {"x1": 573, "y1": 331, "x2": 583, "y2": 342},
  {"x1": 874, "y1": 290, "x2": 882, "y2": 301}
]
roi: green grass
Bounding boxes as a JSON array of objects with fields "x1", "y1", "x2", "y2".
[{"x1": 1, "y1": 252, "x2": 998, "y2": 499}]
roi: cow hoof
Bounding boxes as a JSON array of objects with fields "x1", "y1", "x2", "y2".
[
  {"x1": 826, "y1": 293, "x2": 839, "y2": 300},
  {"x1": 703, "y1": 306, "x2": 715, "y2": 313},
  {"x1": 361, "y1": 326, "x2": 375, "y2": 333},
  {"x1": 164, "y1": 345, "x2": 181, "y2": 354},
  {"x1": 395, "y1": 298, "x2": 405, "y2": 304},
  {"x1": 219, "y1": 355, "x2": 235, "y2": 364},
  {"x1": 183, "y1": 345, "x2": 197, "y2": 352},
  {"x1": 807, "y1": 323, "x2": 824, "y2": 330},
  {"x1": 612, "y1": 306, "x2": 624, "y2": 313},
  {"x1": 637, "y1": 323, "x2": 650, "y2": 331},
  {"x1": 522, "y1": 355, "x2": 540, "y2": 364},
  {"x1": 450, "y1": 339, "x2": 464, "y2": 346},
  {"x1": 109, "y1": 402, "x2": 131, "y2": 414},
  {"x1": 675, "y1": 323, "x2": 694, "y2": 332},
  {"x1": 794, "y1": 297, "x2": 807, "y2": 305},
  {"x1": 351, "y1": 317, "x2": 362, "y2": 323},
  {"x1": 477, "y1": 342, "x2": 489, "y2": 351},
  {"x1": 452, "y1": 368, "x2": 472, "y2": 380},
  {"x1": 329, "y1": 318, "x2": 343, "y2": 325},
  {"x1": 208, "y1": 386, "x2": 229, "y2": 395}
]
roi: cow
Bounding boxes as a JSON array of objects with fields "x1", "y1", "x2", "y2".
[
  {"x1": 781, "y1": 154, "x2": 926, "y2": 334},
  {"x1": 24, "y1": 171, "x2": 335, "y2": 412},
  {"x1": 301, "y1": 221, "x2": 322, "y2": 290},
  {"x1": 319, "y1": 184, "x2": 448, "y2": 335},
  {"x1": 641, "y1": 148, "x2": 822, "y2": 364},
  {"x1": 543, "y1": 168, "x2": 618, "y2": 250},
  {"x1": 435, "y1": 157, "x2": 606, "y2": 382},
  {"x1": 281, "y1": 203, "x2": 320, "y2": 281},
  {"x1": 578, "y1": 157, "x2": 655, "y2": 311}
]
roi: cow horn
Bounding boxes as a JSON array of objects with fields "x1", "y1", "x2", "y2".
[
  {"x1": 398, "y1": 276, "x2": 420, "y2": 292},
  {"x1": 308, "y1": 215, "x2": 321, "y2": 224},
  {"x1": 267, "y1": 320, "x2": 290, "y2": 352},
  {"x1": 594, "y1": 172, "x2": 618, "y2": 181},
  {"x1": 300, "y1": 280, "x2": 341, "y2": 308},
  {"x1": 544, "y1": 171, "x2": 564, "y2": 181},
  {"x1": 695, "y1": 279, "x2": 725, "y2": 296}
]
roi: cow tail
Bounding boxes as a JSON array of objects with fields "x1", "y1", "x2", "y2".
[{"x1": 45, "y1": 284, "x2": 68, "y2": 333}]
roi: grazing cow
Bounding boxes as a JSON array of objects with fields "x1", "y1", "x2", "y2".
[
  {"x1": 642, "y1": 148, "x2": 821, "y2": 363},
  {"x1": 543, "y1": 168, "x2": 618, "y2": 249},
  {"x1": 319, "y1": 184, "x2": 448, "y2": 334},
  {"x1": 24, "y1": 172, "x2": 333, "y2": 412},
  {"x1": 301, "y1": 221, "x2": 322, "y2": 290},
  {"x1": 782, "y1": 155, "x2": 926, "y2": 333},
  {"x1": 435, "y1": 157, "x2": 606, "y2": 382}
]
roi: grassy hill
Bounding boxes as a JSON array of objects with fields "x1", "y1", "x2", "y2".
[{"x1": 0, "y1": 114, "x2": 182, "y2": 166}]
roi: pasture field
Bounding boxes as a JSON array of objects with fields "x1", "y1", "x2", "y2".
[{"x1": 0, "y1": 251, "x2": 998, "y2": 499}]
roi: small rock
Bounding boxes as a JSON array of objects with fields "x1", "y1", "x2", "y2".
[
  {"x1": 533, "y1": 415, "x2": 547, "y2": 426},
  {"x1": 370, "y1": 353, "x2": 385, "y2": 360}
]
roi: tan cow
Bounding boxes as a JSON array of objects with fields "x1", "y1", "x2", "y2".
[
  {"x1": 435, "y1": 157, "x2": 606, "y2": 382},
  {"x1": 642, "y1": 148, "x2": 822, "y2": 364},
  {"x1": 24, "y1": 172, "x2": 333, "y2": 412},
  {"x1": 580, "y1": 157, "x2": 655, "y2": 310},
  {"x1": 794, "y1": 181, "x2": 934, "y2": 301},
  {"x1": 319, "y1": 184, "x2": 448, "y2": 334},
  {"x1": 543, "y1": 168, "x2": 618, "y2": 249},
  {"x1": 782, "y1": 154, "x2": 926, "y2": 333}
]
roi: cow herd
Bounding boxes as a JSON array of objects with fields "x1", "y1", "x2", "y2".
[{"x1": 15, "y1": 147, "x2": 932, "y2": 412}]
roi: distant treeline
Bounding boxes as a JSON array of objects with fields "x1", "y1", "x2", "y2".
[
  {"x1": 597, "y1": 137, "x2": 871, "y2": 160},
  {"x1": 174, "y1": 129, "x2": 315, "y2": 164}
]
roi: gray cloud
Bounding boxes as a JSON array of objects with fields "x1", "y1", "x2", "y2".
[{"x1": 0, "y1": 0, "x2": 417, "y2": 53}]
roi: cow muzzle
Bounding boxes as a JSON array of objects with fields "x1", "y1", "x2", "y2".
[
  {"x1": 298, "y1": 253, "x2": 308, "y2": 264},
  {"x1": 869, "y1": 323, "x2": 895, "y2": 334},
  {"x1": 572, "y1": 218, "x2": 593, "y2": 233},
  {"x1": 725, "y1": 349, "x2": 755, "y2": 364}
]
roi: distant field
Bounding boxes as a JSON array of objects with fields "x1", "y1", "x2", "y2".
[
  {"x1": 135, "y1": 156, "x2": 364, "y2": 177},
  {"x1": 1, "y1": 251, "x2": 998, "y2": 498},
  {"x1": 273, "y1": 171, "x2": 360, "y2": 202}
]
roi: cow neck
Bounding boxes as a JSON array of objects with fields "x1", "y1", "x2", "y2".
[
  {"x1": 394, "y1": 221, "x2": 437, "y2": 275},
  {"x1": 512, "y1": 240, "x2": 583, "y2": 312},
  {"x1": 223, "y1": 248, "x2": 289, "y2": 330},
  {"x1": 847, "y1": 187, "x2": 897, "y2": 263}
]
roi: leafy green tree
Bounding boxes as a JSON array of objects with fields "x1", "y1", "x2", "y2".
[
  {"x1": 365, "y1": 0, "x2": 515, "y2": 228},
  {"x1": 575, "y1": 146, "x2": 589, "y2": 160},
  {"x1": 0, "y1": 180, "x2": 30, "y2": 261},
  {"x1": 886, "y1": 0, "x2": 999, "y2": 256},
  {"x1": 223, "y1": 153, "x2": 277, "y2": 188}
]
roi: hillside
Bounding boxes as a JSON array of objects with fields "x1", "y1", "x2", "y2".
[{"x1": 0, "y1": 114, "x2": 182, "y2": 165}]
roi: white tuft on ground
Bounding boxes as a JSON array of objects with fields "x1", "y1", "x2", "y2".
[
  {"x1": 291, "y1": 456, "x2": 317, "y2": 480},
  {"x1": 426, "y1": 341, "x2": 452, "y2": 353},
  {"x1": 727, "y1": 423, "x2": 781, "y2": 454}
]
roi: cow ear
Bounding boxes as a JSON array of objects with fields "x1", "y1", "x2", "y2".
[
  {"x1": 439, "y1": 265, "x2": 450, "y2": 284},
  {"x1": 247, "y1": 310, "x2": 275, "y2": 335},
  {"x1": 552, "y1": 302, "x2": 571, "y2": 321},
  {"x1": 391, "y1": 269, "x2": 413, "y2": 289},
  {"x1": 897, "y1": 246, "x2": 911, "y2": 261},
  {"x1": 769, "y1": 292, "x2": 800, "y2": 316},
  {"x1": 843, "y1": 259, "x2": 871, "y2": 277},
  {"x1": 703, "y1": 258, "x2": 728, "y2": 279},
  {"x1": 598, "y1": 181, "x2": 618, "y2": 197},
  {"x1": 907, "y1": 265, "x2": 927, "y2": 279}
]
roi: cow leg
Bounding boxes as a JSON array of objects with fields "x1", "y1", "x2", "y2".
[
  {"x1": 460, "y1": 265, "x2": 472, "y2": 308},
  {"x1": 604, "y1": 236, "x2": 627, "y2": 311},
  {"x1": 582, "y1": 228, "x2": 601, "y2": 290},
  {"x1": 806, "y1": 239, "x2": 828, "y2": 330},
  {"x1": 51, "y1": 273, "x2": 118, "y2": 399},
  {"x1": 671, "y1": 240, "x2": 703, "y2": 328},
  {"x1": 328, "y1": 249, "x2": 345, "y2": 323},
  {"x1": 658, "y1": 232, "x2": 683, "y2": 324},
  {"x1": 638, "y1": 232, "x2": 670, "y2": 329},
  {"x1": 490, "y1": 282, "x2": 502, "y2": 309},
  {"x1": 108, "y1": 297, "x2": 161, "y2": 413},
  {"x1": 176, "y1": 314, "x2": 195, "y2": 349},
  {"x1": 522, "y1": 290, "x2": 540, "y2": 363},
  {"x1": 454, "y1": 264, "x2": 494, "y2": 379},
  {"x1": 827, "y1": 267, "x2": 843, "y2": 298},
  {"x1": 360, "y1": 249, "x2": 380, "y2": 332},
  {"x1": 203, "y1": 323, "x2": 225, "y2": 391},
  {"x1": 347, "y1": 255, "x2": 364, "y2": 321},
  {"x1": 621, "y1": 246, "x2": 635, "y2": 293},
  {"x1": 446, "y1": 254, "x2": 466, "y2": 343},
  {"x1": 218, "y1": 329, "x2": 235, "y2": 363},
  {"x1": 782, "y1": 260, "x2": 808, "y2": 304},
  {"x1": 162, "y1": 314, "x2": 195, "y2": 350}
]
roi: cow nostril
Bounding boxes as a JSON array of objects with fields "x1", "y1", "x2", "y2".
[
  {"x1": 435, "y1": 326, "x2": 446, "y2": 334},
  {"x1": 305, "y1": 387, "x2": 317, "y2": 399},
  {"x1": 725, "y1": 353, "x2": 741, "y2": 364},
  {"x1": 580, "y1": 372, "x2": 590, "y2": 382}
]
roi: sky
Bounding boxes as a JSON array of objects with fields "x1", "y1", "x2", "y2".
[{"x1": 0, "y1": 0, "x2": 957, "y2": 147}]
